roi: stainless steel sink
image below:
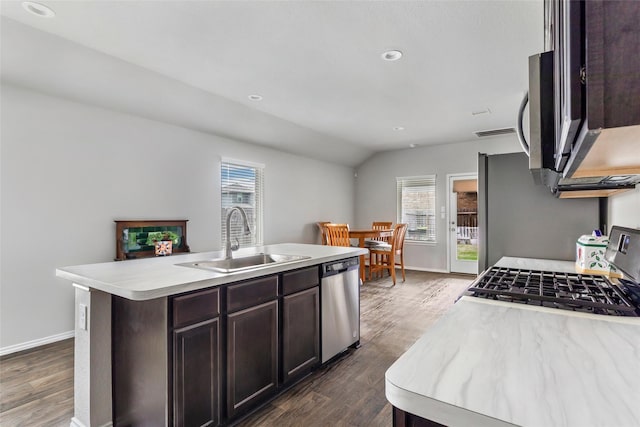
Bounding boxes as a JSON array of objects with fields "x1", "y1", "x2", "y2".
[{"x1": 177, "y1": 253, "x2": 310, "y2": 274}]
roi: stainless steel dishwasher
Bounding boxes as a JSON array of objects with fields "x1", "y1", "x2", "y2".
[{"x1": 321, "y1": 257, "x2": 360, "y2": 363}]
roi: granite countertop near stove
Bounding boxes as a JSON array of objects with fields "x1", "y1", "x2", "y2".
[
  {"x1": 56, "y1": 243, "x2": 367, "y2": 300},
  {"x1": 385, "y1": 257, "x2": 640, "y2": 427}
]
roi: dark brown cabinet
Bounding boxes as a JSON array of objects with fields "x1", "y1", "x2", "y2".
[
  {"x1": 112, "y1": 297, "x2": 169, "y2": 427},
  {"x1": 171, "y1": 288, "x2": 220, "y2": 427},
  {"x1": 111, "y1": 288, "x2": 220, "y2": 426},
  {"x1": 281, "y1": 266, "x2": 320, "y2": 384},
  {"x1": 282, "y1": 287, "x2": 320, "y2": 383},
  {"x1": 111, "y1": 264, "x2": 325, "y2": 426},
  {"x1": 548, "y1": 0, "x2": 640, "y2": 179},
  {"x1": 173, "y1": 318, "x2": 219, "y2": 427},
  {"x1": 225, "y1": 275, "x2": 279, "y2": 419},
  {"x1": 392, "y1": 406, "x2": 446, "y2": 427},
  {"x1": 227, "y1": 300, "x2": 279, "y2": 418}
]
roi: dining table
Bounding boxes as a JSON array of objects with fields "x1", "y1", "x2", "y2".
[{"x1": 349, "y1": 228, "x2": 394, "y2": 283}]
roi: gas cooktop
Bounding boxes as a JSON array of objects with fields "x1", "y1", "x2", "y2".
[
  {"x1": 466, "y1": 226, "x2": 640, "y2": 317},
  {"x1": 466, "y1": 266, "x2": 639, "y2": 317}
]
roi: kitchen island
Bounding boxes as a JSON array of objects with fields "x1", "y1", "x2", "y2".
[
  {"x1": 56, "y1": 243, "x2": 367, "y2": 427},
  {"x1": 385, "y1": 257, "x2": 640, "y2": 427}
]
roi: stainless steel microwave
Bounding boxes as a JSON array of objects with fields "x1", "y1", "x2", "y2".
[{"x1": 519, "y1": 50, "x2": 640, "y2": 197}]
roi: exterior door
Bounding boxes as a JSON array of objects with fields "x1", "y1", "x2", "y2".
[{"x1": 448, "y1": 174, "x2": 478, "y2": 274}]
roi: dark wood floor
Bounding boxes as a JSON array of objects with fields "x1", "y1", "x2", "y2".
[
  {"x1": 0, "y1": 270, "x2": 473, "y2": 427},
  {"x1": 0, "y1": 339, "x2": 74, "y2": 426}
]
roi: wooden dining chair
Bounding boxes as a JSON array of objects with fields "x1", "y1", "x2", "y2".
[
  {"x1": 365, "y1": 221, "x2": 393, "y2": 275},
  {"x1": 369, "y1": 221, "x2": 392, "y2": 243},
  {"x1": 316, "y1": 221, "x2": 331, "y2": 245},
  {"x1": 324, "y1": 223, "x2": 351, "y2": 247},
  {"x1": 392, "y1": 223, "x2": 408, "y2": 281},
  {"x1": 369, "y1": 223, "x2": 408, "y2": 285}
]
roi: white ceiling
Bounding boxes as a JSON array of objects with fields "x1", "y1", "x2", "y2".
[{"x1": 0, "y1": 0, "x2": 542, "y2": 166}]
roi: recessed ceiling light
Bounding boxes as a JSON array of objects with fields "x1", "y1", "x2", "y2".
[
  {"x1": 393, "y1": 126, "x2": 405, "y2": 131},
  {"x1": 409, "y1": 143, "x2": 418, "y2": 148},
  {"x1": 22, "y1": 1, "x2": 55, "y2": 18},
  {"x1": 248, "y1": 94, "x2": 263, "y2": 101},
  {"x1": 381, "y1": 50, "x2": 403, "y2": 61}
]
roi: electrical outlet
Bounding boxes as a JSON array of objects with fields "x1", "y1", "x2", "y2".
[{"x1": 79, "y1": 303, "x2": 87, "y2": 330}]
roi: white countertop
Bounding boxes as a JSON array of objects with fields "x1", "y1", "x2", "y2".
[
  {"x1": 494, "y1": 256, "x2": 578, "y2": 273},
  {"x1": 56, "y1": 243, "x2": 367, "y2": 300},
  {"x1": 386, "y1": 257, "x2": 640, "y2": 427}
]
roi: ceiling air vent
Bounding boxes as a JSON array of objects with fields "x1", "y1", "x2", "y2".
[{"x1": 474, "y1": 127, "x2": 516, "y2": 138}]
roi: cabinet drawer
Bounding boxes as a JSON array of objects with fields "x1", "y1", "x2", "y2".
[
  {"x1": 172, "y1": 288, "x2": 219, "y2": 328},
  {"x1": 227, "y1": 276, "x2": 278, "y2": 313},
  {"x1": 282, "y1": 266, "x2": 319, "y2": 295}
]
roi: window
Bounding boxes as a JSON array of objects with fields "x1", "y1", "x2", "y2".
[
  {"x1": 397, "y1": 175, "x2": 436, "y2": 242},
  {"x1": 221, "y1": 159, "x2": 264, "y2": 248}
]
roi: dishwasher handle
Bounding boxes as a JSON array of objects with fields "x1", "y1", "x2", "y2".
[{"x1": 322, "y1": 257, "x2": 359, "y2": 277}]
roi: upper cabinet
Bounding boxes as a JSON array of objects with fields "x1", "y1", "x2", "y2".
[{"x1": 543, "y1": 0, "x2": 640, "y2": 198}]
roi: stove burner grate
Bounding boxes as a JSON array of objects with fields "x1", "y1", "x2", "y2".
[{"x1": 467, "y1": 267, "x2": 639, "y2": 316}]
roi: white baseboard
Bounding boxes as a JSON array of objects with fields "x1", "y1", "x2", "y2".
[
  {"x1": 405, "y1": 266, "x2": 449, "y2": 274},
  {"x1": 69, "y1": 417, "x2": 113, "y2": 427},
  {"x1": 0, "y1": 330, "x2": 74, "y2": 356}
]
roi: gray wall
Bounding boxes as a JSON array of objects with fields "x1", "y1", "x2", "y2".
[
  {"x1": 0, "y1": 84, "x2": 355, "y2": 351},
  {"x1": 354, "y1": 136, "x2": 522, "y2": 272},
  {"x1": 484, "y1": 152, "x2": 599, "y2": 266}
]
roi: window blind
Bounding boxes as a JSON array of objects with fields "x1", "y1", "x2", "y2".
[
  {"x1": 396, "y1": 175, "x2": 437, "y2": 242},
  {"x1": 221, "y1": 159, "x2": 264, "y2": 248}
]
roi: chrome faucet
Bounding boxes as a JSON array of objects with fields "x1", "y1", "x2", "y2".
[{"x1": 225, "y1": 206, "x2": 252, "y2": 259}]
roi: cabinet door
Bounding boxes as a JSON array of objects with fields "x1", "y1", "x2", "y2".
[
  {"x1": 282, "y1": 287, "x2": 320, "y2": 383},
  {"x1": 173, "y1": 318, "x2": 219, "y2": 427},
  {"x1": 227, "y1": 300, "x2": 278, "y2": 418},
  {"x1": 392, "y1": 406, "x2": 446, "y2": 427}
]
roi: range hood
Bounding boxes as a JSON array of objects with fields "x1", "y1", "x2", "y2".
[
  {"x1": 519, "y1": 1, "x2": 640, "y2": 198},
  {"x1": 522, "y1": 52, "x2": 640, "y2": 198},
  {"x1": 555, "y1": 174, "x2": 640, "y2": 199},
  {"x1": 558, "y1": 124, "x2": 640, "y2": 198}
]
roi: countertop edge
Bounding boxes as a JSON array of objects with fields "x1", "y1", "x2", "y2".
[
  {"x1": 459, "y1": 295, "x2": 640, "y2": 325},
  {"x1": 385, "y1": 377, "x2": 518, "y2": 427},
  {"x1": 56, "y1": 243, "x2": 368, "y2": 300}
]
